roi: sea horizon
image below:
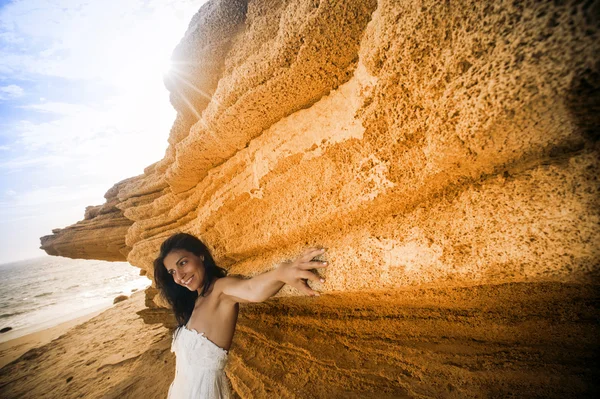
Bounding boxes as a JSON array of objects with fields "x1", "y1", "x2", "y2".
[{"x1": 0, "y1": 255, "x2": 151, "y2": 343}]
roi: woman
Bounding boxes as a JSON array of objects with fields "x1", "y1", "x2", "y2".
[{"x1": 153, "y1": 232, "x2": 328, "y2": 398}]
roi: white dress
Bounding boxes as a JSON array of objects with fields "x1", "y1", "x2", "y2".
[{"x1": 167, "y1": 325, "x2": 232, "y2": 399}]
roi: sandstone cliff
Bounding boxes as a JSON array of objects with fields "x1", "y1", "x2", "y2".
[{"x1": 40, "y1": 0, "x2": 599, "y2": 397}]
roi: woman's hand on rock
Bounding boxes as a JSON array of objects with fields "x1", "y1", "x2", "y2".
[{"x1": 277, "y1": 247, "x2": 328, "y2": 297}]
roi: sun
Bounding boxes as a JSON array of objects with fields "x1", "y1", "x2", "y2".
[{"x1": 160, "y1": 58, "x2": 174, "y2": 78}]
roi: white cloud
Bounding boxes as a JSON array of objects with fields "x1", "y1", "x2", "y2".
[
  {"x1": 0, "y1": 0, "x2": 206, "y2": 263},
  {"x1": 0, "y1": 184, "x2": 107, "y2": 209},
  {"x1": 0, "y1": 154, "x2": 71, "y2": 170},
  {"x1": 0, "y1": 30, "x2": 24, "y2": 45},
  {"x1": 19, "y1": 101, "x2": 91, "y2": 115},
  {"x1": 0, "y1": 0, "x2": 202, "y2": 83},
  {"x1": 7, "y1": 97, "x2": 173, "y2": 175},
  {"x1": 1, "y1": 0, "x2": 202, "y2": 175},
  {"x1": 0, "y1": 84, "x2": 24, "y2": 99}
]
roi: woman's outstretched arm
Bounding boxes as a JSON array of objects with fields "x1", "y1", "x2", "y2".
[{"x1": 216, "y1": 247, "x2": 328, "y2": 303}]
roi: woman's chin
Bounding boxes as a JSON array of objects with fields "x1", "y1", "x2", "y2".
[
  {"x1": 183, "y1": 277, "x2": 204, "y2": 292},
  {"x1": 186, "y1": 282, "x2": 197, "y2": 291}
]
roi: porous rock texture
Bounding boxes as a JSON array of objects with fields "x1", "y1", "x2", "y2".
[{"x1": 40, "y1": 0, "x2": 599, "y2": 397}]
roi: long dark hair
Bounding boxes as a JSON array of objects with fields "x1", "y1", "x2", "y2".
[{"x1": 153, "y1": 232, "x2": 227, "y2": 327}]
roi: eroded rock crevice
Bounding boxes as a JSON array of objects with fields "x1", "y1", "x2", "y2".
[{"x1": 229, "y1": 282, "x2": 599, "y2": 398}]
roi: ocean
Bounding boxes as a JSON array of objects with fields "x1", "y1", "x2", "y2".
[{"x1": 0, "y1": 256, "x2": 151, "y2": 343}]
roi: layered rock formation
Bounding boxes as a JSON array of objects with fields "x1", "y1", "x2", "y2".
[{"x1": 41, "y1": 0, "x2": 599, "y2": 397}]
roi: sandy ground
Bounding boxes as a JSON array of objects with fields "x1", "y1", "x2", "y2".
[
  {"x1": 0, "y1": 291, "x2": 177, "y2": 399},
  {"x1": 0, "y1": 309, "x2": 109, "y2": 369}
]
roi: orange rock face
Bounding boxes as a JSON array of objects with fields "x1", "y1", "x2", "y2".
[{"x1": 40, "y1": 0, "x2": 599, "y2": 396}]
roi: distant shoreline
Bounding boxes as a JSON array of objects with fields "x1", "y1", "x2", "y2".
[
  {"x1": 0, "y1": 257, "x2": 150, "y2": 346},
  {"x1": 0, "y1": 301, "x2": 115, "y2": 345}
]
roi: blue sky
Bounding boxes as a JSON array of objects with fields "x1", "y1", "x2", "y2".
[{"x1": 0, "y1": 0, "x2": 205, "y2": 263}]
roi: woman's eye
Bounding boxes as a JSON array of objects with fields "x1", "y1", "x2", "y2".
[{"x1": 180, "y1": 261, "x2": 187, "y2": 266}]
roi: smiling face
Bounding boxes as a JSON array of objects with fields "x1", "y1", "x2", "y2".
[{"x1": 163, "y1": 249, "x2": 205, "y2": 292}]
